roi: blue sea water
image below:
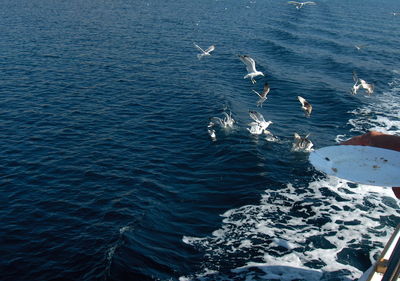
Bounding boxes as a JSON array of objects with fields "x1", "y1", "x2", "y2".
[{"x1": 1, "y1": 0, "x2": 400, "y2": 280}]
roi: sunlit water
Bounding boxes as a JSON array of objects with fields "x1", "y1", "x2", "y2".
[{"x1": 1, "y1": 0, "x2": 399, "y2": 280}]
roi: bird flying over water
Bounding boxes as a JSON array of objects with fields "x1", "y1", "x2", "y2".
[
  {"x1": 297, "y1": 96, "x2": 312, "y2": 117},
  {"x1": 238, "y1": 55, "x2": 264, "y2": 84},
  {"x1": 354, "y1": 44, "x2": 367, "y2": 51},
  {"x1": 194, "y1": 43, "x2": 215, "y2": 60},
  {"x1": 288, "y1": 1, "x2": 316, "y2": 9},
  {"x1": 292, "y1": 133, "x2": 314, "y2": 152},
  {"x1": 252, "y1": 82, "x2": 270, "y2": 107},
  {"x1": 247, "y1": 111, "x2": 273, "y2": 135}
]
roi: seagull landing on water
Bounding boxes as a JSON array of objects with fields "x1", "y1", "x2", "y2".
[
  {"x1": 297, "y1": 96, "x2": 312, "y2": 117},
  {"x1": 252, "y1": 82, "x2": 270, "y2": 107},
  {"x1": 247, "y1": 111, "x2": 273, "y2": 135},
  {"x1": 292, "y1": 133, "x2": 314, "y2": 152},
  {"x1": 194, "y1": 43, "x2": 215, "y2": 60},
  {"x1": 238, "y1": 55, "x2": 264, "y2": 84},
  {"x1": 359, "y1": 78, "x2": 374, "y2": 95},
  {"x1": 288, "y1": 1, "x2": 316, "y2": 9},
  {"x1": 351, "y1": 71, "x2": 374, "y2": 95},
  {"x1": 208, "y1": 111, "x2": 235, "y2": 129}
]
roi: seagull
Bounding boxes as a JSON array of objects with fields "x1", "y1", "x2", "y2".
[
  {"x1": 351, "y1": 71, "x2": 362, "y2": 95},
  {"x1": 208, "y1": 111, "x2": 235, "y2": 129},
  {"x1": 238, "y1": 55, "x2": 264, "y2": 84},
  {"x1": 354, "y1": 44, "x2": 367, "y2": 51},
  {"x1": 297, "y1": 96, "x2": 312, "y2": 117},
  {"x1": 351, "y1": 71, "x2": 374, "y2": 95},
  {"x1": 292, "y1": 133, "x2": 314, "y2": 152},
  {"x1": 194, "y1": 43, "x2": 215, "y2": 60},
  {"x1": 247, "y1": 111, "x2": 273, "y2": 135},
  {"x1": 288, "y1": 1, "x2": 316, "y2": 9},
  {"x1": 208, "y1": 128, "x2": 217, "y2": 141},
  {"x1": 252, "y1": 82, "x2": 270, "y2": 107},
  {"x1": 359, "y1": 78, "x2": 374, "y2": 95}
]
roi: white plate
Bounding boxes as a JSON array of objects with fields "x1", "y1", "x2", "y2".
[{"x1": 309, "y1": 145, "x2": 400, "y2": 186}]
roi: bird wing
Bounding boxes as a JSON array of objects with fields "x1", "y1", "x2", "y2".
[
  {"x1": 239, "y1": 55, "x2": 257, "y2": 73},
  {"x1": 297, "y1": 96, "x2": 306, "y2": 106},
  {"x1": 209, "y1": 117, "x2": 223, "y2": 127},
  {"x1": 294, "y1": 133, "x2": 301, "y2": 140},
  {"x1": 252, "y1": 90, "x2": 262, "y2": 98},
  {"x1": 262, "y1": 83, "x2": 270, "y2": 96},
  {"x1": 249, "y1": 111, "x2": 266, "y2": 123},
  {"x1": 352, "y1": 71, "x2": 358, "y2": 82},
  {"x1": 194, "y1": 43, "x2": 205, "y2": 53},
  {"x1": 288, "y1": 1, "x2": 300, "y2": 4},
  {"x1": 205, "y1": 45, "x2": 215, "y2": 53},
  {"x1": 304, "y1": 1, "x2": 316, "y2": 4}
]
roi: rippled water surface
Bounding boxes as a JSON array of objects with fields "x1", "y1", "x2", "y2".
[{"x1": 1, "y1": 0, "x2": 400, "y2": 280}]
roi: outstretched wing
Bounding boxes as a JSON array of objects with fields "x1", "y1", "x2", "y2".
[
  {"x1": 262, "y1": 82, "x2": 270, "y2": 96},
  {"x1": 205, "y1": 45, "x2": 215, "y2": 53},
  {"x1": 249, "y1": 110, "x2": 266, "y2": 123},
  {"x1": 209, "y1": 117, "x2": 223, "y2": 127},
  {"x1": 352, "y1": 71, "x2": 358, "y2": 82},
  {"x1": 298, "y1": 96, "x2": 311, "y2": 111},
  {"x1": 252, "y1": 90, "x2": 262, "y2": 98},
  {"x1": 193, "y1": 43, "x2": 205, "y2": 53},
  {"x1": 239, "y1": 55, "x2": 257, "y2": 73},
  {"x1": 288, "y1": 1, "x2": 300, "y2": 4},
  {"x1": 304, "y1": 1, "x2": 316, "y2": 5}
]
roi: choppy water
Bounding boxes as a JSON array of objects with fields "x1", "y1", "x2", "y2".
[{"x1": 1, "y1": 0, "x2": 400, "y2": 280}]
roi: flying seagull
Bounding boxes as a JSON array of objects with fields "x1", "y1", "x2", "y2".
[
  {"x1": 292, "y1": 133, "x2": 314, "y2": 152},
  {"x1": 194, "y1": 43, "x2": 215, "y2": 60},
  {"x1": 247, "y1": 111, "x2": 273, "y2": 135},
  {"x1": 208, "y1": 111, "x2": 235, "y2": 129},
  {"x1": 252, "y1": 82, "x2": 270, "y2": 107},
  {"x1": 238, "y1": 55, "x2": 264, "y2": 84},
  {"x1": 297, "y1": 96, "x2": 312, "y2": 117},
  {"x1": 354, "y1": 44, "x2": 367, "y2": 51},
  {"x1": 288, "y1": 1, "x2": 316, "y2": 9}
]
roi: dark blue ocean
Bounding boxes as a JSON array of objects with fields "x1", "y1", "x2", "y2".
[{"x1": 1, "y1": 0, "x2": 400, "y2": 280}]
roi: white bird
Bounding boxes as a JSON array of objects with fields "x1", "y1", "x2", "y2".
[
  {"x1": 238, "y1": 55, "x2": 264, "y2": 84},
  {"x1": 297, "y1": 96, "x2": 312, "y2": 117},
  {"x1": 194, "y1": 43, "x2": 215, "y2": 60},
  {"x1": 208, "y1": 128, "x2": 217, "y2": 141},
  {"x1": 247, "y1": 111, "x2": 273, "y2": 135},
  {"x1": 208, "y1": 111, "x2": 235, "y2": 129},
  {"x1": 351, "y1": 71, "x2": 374, "y2": 95},
  {"x1": 351, "y1": 71, "x2": 362, "y2": 95},
  {"x1": 354, "y1": 44, "x2": 367, "y2": 51},
  {"x1": 252, "y1": 82, "x2": 270, "y2": 107},
  {"x1": 292, "y1": 133, "x2": 314, "y2": 152},
  {"x1": 288, "y1": 1, "x2": 316, "y2": 9},
  {"x1": 359, "y1": 78, "x2": 374, "y2": 95}
]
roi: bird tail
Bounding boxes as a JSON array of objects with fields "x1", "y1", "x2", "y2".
[{"x1": 197, "y1": 54, "x2": 203, "y2": 60}]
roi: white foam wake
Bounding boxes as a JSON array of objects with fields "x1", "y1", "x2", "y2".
[{"x1": 182, "y1": 177, "x2": 399, "y2": 280}]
